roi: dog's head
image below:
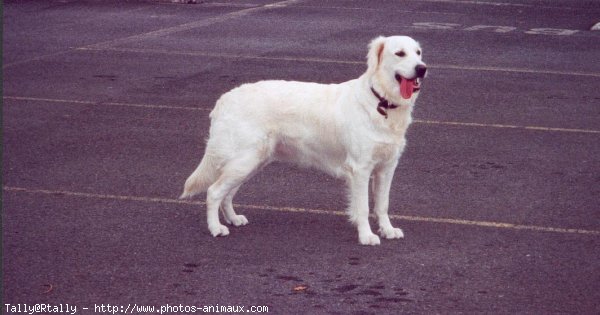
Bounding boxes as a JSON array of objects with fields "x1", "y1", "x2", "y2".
[{"x1": 367, "y1": 36, "x2": 427, "y2": 105}]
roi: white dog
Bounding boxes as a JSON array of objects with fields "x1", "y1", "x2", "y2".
[{"x1": 181, "y1": 36, "x2": 427, "y2": 245}]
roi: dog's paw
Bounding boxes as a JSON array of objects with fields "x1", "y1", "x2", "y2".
[
  {"x1": 229, "y1": 214, "x2": 249, "y2": 227},
  {"x1": 359, "y1": 232, "x2": 381, "y2": 246},
  {"x1": 379, "y1": 227, "x2": 404, "y2": 239},
  {"x1": 208, "y1": 224, "x2": 230, "y2": 237}
]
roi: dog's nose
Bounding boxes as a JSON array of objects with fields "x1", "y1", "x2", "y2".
[{"x1": 415, "y1": 64, "x2": 427, "y2": 78}]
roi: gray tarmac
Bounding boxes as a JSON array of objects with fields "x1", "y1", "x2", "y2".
[{"x1": 3, "y1": 0, "x2": 600, "y2": 314}]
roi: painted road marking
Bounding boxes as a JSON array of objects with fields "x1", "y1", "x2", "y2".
[
  {"x1": 4, "y1": 186, "x2": 599, "y2": 236},
  {"x1": 3, "y1": 95, "x2": 199, "y2": 111},
  {"x1": 1, "y1": 7, "x2": 152, "y2": 70},
  {"x1": 2, "y1": 50, "x2": 74, "y2": 69},
  {"x1": 3, "y1": 0, "x2": 299, "y2": 69},
  {"x1": 76, "y1": 46, "x2": 600, "y2": 78},
  {"x1": 4, "y1": 1, "x2": 596, "y2": 70},
  {"x1": 412, "y1": 22, "x2": 585, "y2": 36},
  {"x1": 4, "y1": 95, "x2": 599, "y2": 134},
  {"x1": 82, "y1": 0, "x2": 301, "y2": 50},
  {"x1": 415, "y1": 119, "x2": 600, "y2": 134},
  {"x1": 415, "y1": 0, "x2": 544, "y2": 8},
  {"x1": 76, "y1": 46, "x2": 363, "y2": 65},
  {"x1": 429, "y1": 63, "x2": 600, "y2": 78},
  {"x1": 414, "y1": 0, "x2": 597, "y2": 11}
]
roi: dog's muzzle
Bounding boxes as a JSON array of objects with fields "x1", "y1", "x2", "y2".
[{"x1": 395, "y1": 66, "x2": 425, "y2": 99}]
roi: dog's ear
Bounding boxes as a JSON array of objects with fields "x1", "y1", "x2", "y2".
[{"x1": 367, "y1": 36, "x2": 386, "y2": 73}]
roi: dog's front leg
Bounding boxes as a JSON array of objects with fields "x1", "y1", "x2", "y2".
[
  {"x1": 373, "y1": 162, "x2": 404, "y2": 239},
  {"x1": 348, "y1": 171, "x2": 380, "y2": 245}
]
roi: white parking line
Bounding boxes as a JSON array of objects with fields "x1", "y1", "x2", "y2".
[
  {"x1": 415, "y1": 119, "x2": 600, "y2": 134},
  {"x1": 418, "y1": 0, "x2": 532, "y2": 7},
  {"x1": 431, "y1": 63, "x2": 600, "y2": 77},
  {"x1": 76, "y1": 46, "x2": 363, "y2": 65},
  {"x1": 4, "y1": 0, "x2": 300, "y2": 69},
  {"x1": 82, "y1": 0, "x2": 302, "y2": 50},
  {"x1": 4, "y1": 186, "x2": 599, "y2": 236},
  {"x1": 2, "y1": 50, "x2": 74, "y2": 69},
  {"x1": 2, "y1": 95, "x2": 201, "y2": 111},
  {"x1": 4, "y1": 95, "x2": 599, "y2": 134},
  {"x1": 76, "y1": 46, "x2": 600, "y2": 78}
]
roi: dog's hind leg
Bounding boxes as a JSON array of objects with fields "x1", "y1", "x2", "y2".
[
  {"x1": 219, "y1": 185, "x2": 249, "y2": 227},
  {"x1": 206, "y1": 150, "x2": 264, "y2": 237}
]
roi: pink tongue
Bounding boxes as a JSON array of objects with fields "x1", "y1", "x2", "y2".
[{"x1": 400, "y1": 78, "x2": 415, "y2": 99}]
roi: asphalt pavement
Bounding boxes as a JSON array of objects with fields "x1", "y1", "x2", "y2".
[{"x1": 3, "y1": 0, "x2": 600, "y2": 314}]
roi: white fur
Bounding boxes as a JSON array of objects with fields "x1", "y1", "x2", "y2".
[{"x1": 181, "y1": 36, "x2": 426, "y2": 245}]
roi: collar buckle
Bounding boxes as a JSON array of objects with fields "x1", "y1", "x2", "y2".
[{"x1": 370, "y1": 87, "x2": 398, "y2": 119}]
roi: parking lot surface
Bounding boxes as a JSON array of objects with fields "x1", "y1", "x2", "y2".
[{"x1": 3, "y1": 0, "x2": 600, "y2": 313}]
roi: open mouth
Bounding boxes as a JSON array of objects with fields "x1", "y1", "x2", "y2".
[{"x1": 395, "y1": 74, "x2": 422, "y2": 99}]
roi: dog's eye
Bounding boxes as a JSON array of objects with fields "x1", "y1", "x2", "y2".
[
  {"x1": 416, "y1": 50, "x2": 421, "y2": 56},
  {"x1": 395, "y1": 51, "x2": 406, "y2": 57}
]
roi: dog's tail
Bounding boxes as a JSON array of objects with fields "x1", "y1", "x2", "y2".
[{"x1": 180, "y1": 153, "x2": 220, "y2": 199}]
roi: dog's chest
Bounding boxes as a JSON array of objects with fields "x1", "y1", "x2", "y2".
[
  {"x1": 371, "y1": 110, "x2": 412, "y2": 162},
  {"x1": 366, "y1": 120, "x2": 410, "y2": 164},
  {"x1": 372, "y1": 141, "x2": 403, "y2": 162}
]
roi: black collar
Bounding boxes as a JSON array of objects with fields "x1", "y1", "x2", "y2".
[{"x1": 370, "y1": 87, "x2": 398, "y2": 119}]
